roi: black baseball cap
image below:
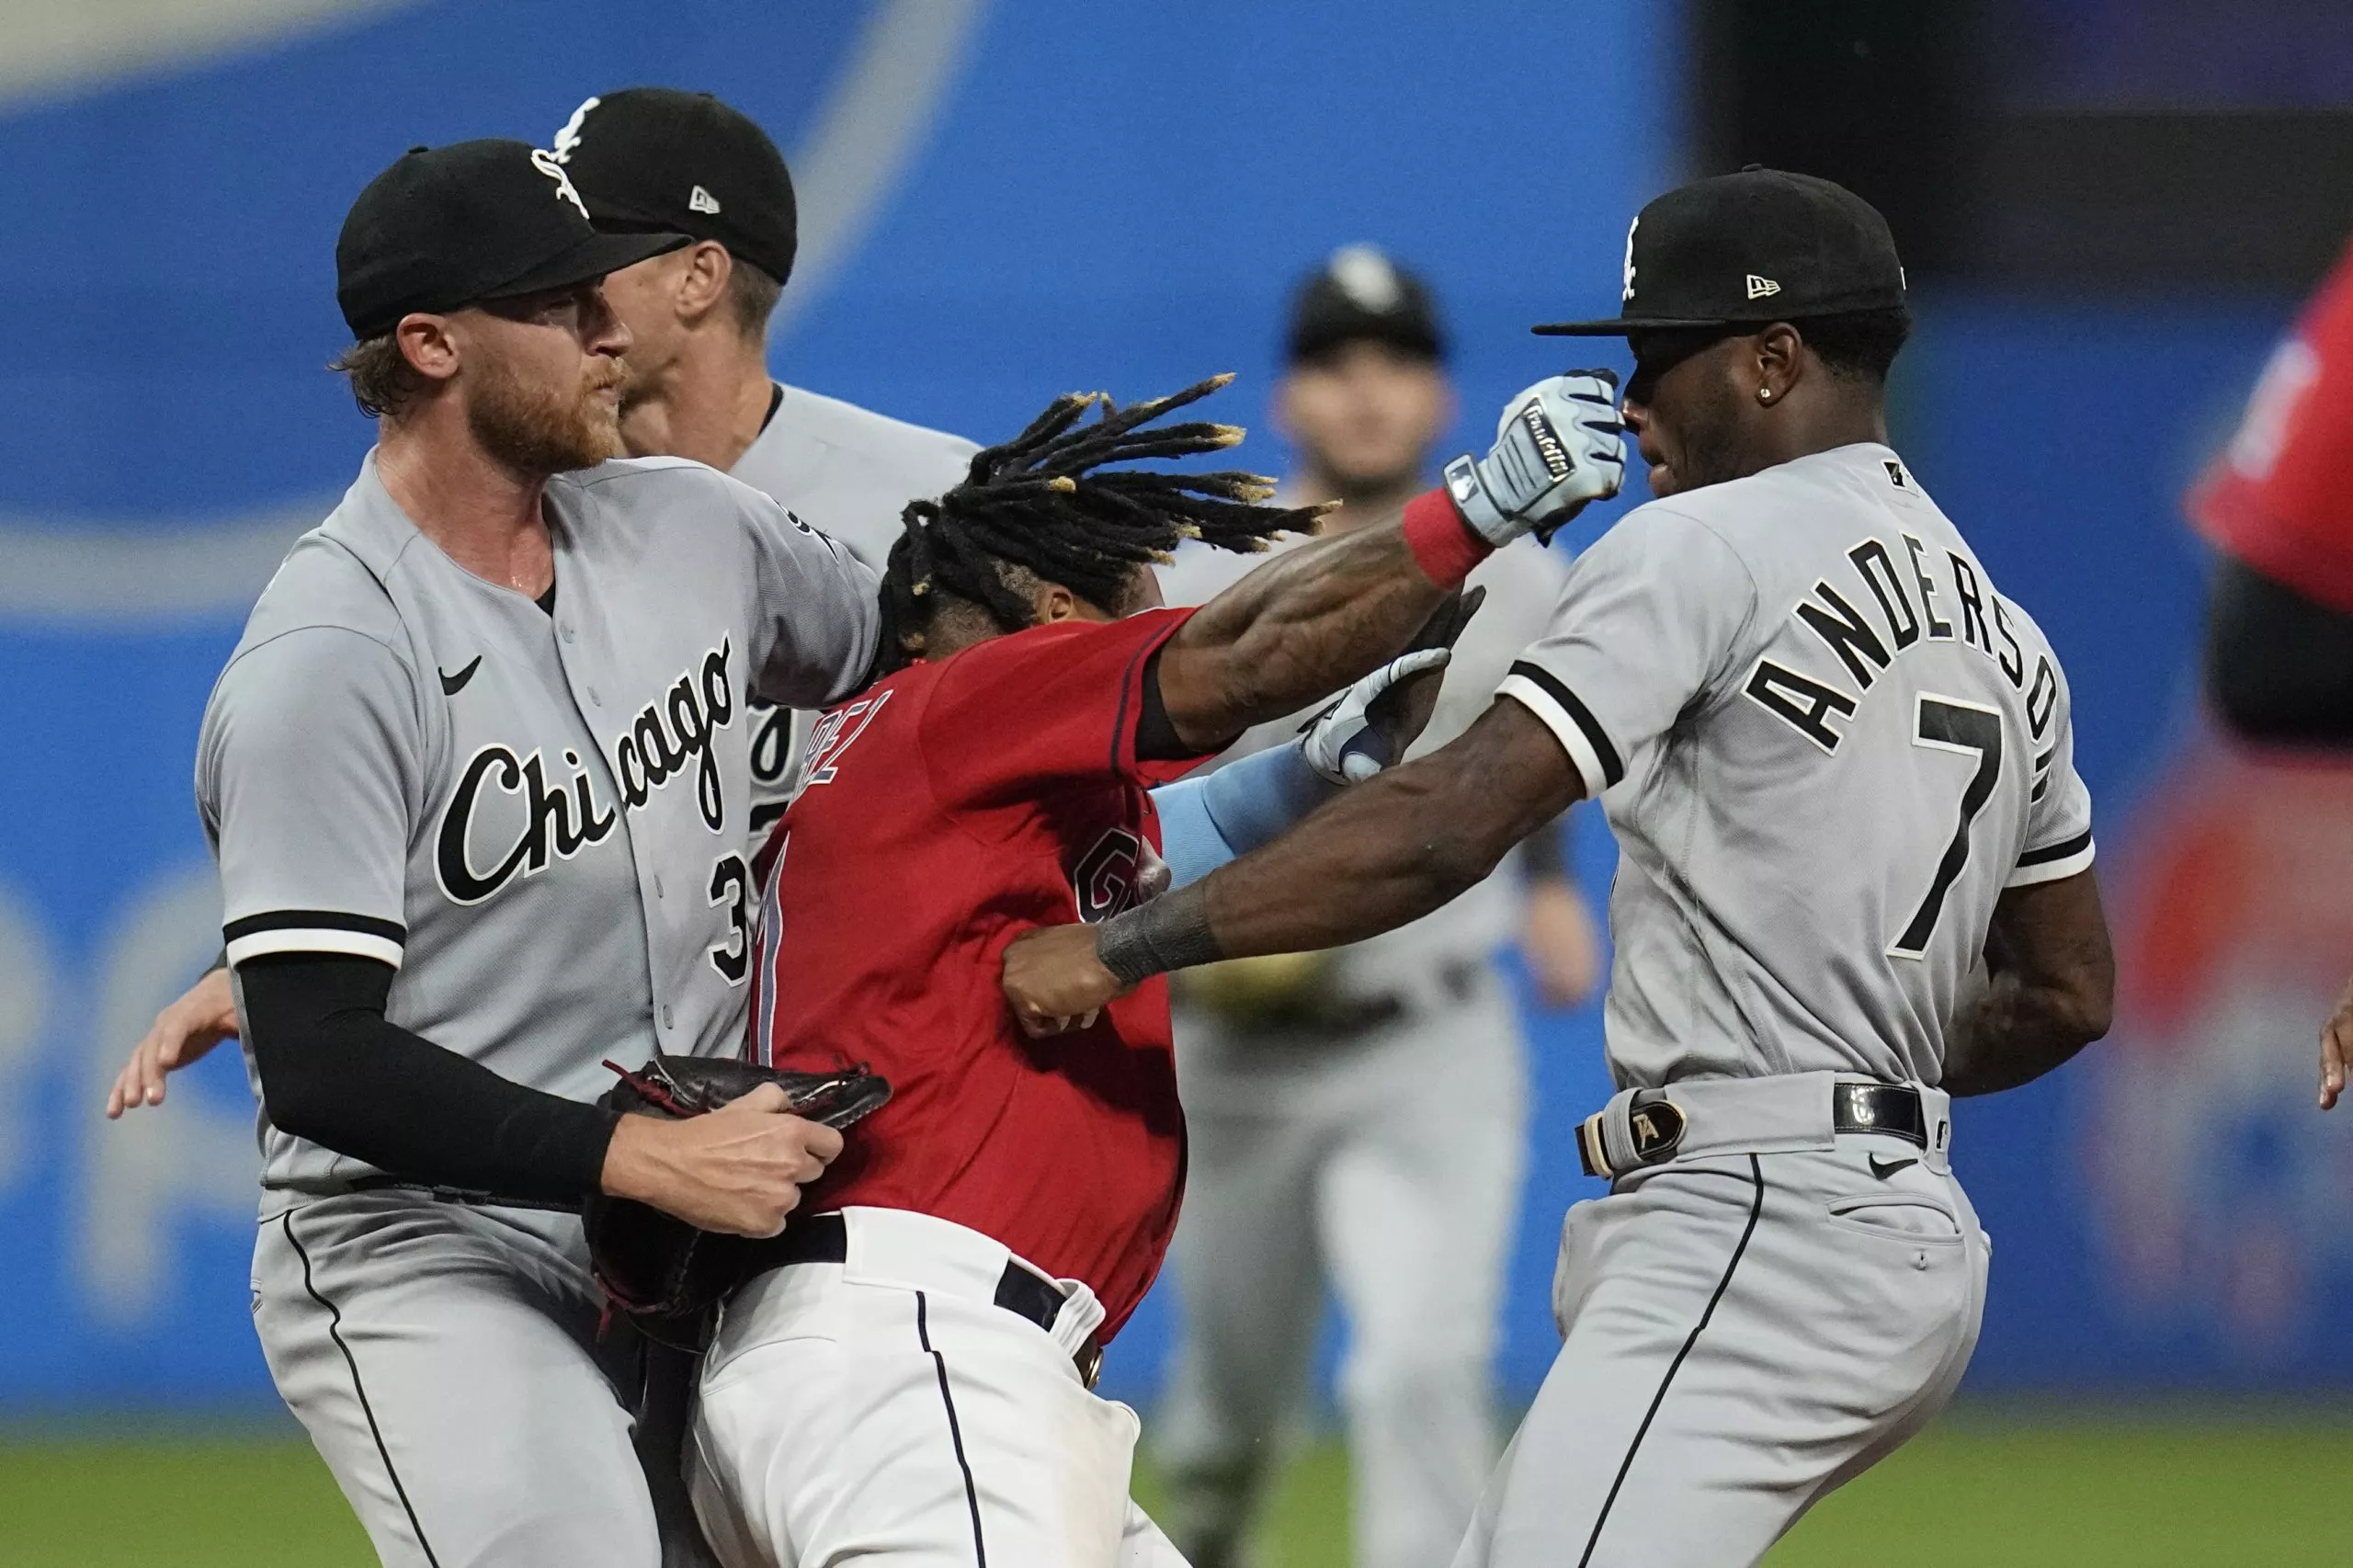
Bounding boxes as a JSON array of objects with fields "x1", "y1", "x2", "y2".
[
  {"x1": 336, "y1": 139, "x2": 688, "y2": 338},
  {"x1": 548, "y1": 88, "x2": 799, "y2": 286},
  {"x1": 1533, "y1": 167, "x2": 1905, "y2": 336},
  {"x1": 1287, "y1": 244, "x2": 1446, "y2": 364}
]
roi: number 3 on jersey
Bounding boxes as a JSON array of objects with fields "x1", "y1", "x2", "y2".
[
  {"x1": 708, "y1": 853, "x2": 752, "y2": 983},
  {"x1": 1889, "y1": 693, "x2": 2003, "y2": 959}
]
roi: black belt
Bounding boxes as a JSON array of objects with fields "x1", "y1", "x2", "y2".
[
  {"x1": 1578, "y1": 1081, "x2": 1928, "y2": 1178},
  {"x1": 1235, "y1": 959, "x2": 1482, "y2": 1040},
  {"x1": 1834, "y1": 1082, "x2": 1928, "y2": 1147},
  {"x1": 762, "y1": 1212, "x2": 1104, "y2": 1390}
]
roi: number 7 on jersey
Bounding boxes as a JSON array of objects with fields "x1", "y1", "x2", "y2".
[{"x1": 1890, "y1": 693, "x2": 2004, "y2": 960}]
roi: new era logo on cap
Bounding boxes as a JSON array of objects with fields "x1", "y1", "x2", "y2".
[
  {"x1": 688, "y1": 184, "x2": 722, "y2": 215},
  {"x1": 1532, "y1": 168, "x2": 1905, "y2": 338}
]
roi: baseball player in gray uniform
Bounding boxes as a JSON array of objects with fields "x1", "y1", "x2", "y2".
[
  {"x1": 108, "y1": 88, "x2": 973, "y2": 1113},
  {"x1": 206, "y1": 141, "x2": 877, "y2": 1568},
  {"x1": 1154, "y1": 247, "x2": 1598, "y2": 1568},
  {"x1": 1002, "y1": 169, "x2": 2117, "y2": 1568},
  {"x1": 544, "y1": 87, "x2": 979, "y2": 850}
]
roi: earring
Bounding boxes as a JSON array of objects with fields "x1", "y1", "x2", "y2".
[{"x1": 1757, "y1": 387, "x2": 1773, "y2": 402}]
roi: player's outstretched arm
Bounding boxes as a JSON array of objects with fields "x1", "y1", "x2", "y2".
[
  {"x1": 1004, "y1": 697, "x2": 1582, "y2": 1032},
  {"x1": 1939, "y1": 870, "x2": 2114, "y2": 1097},
  {"x1": 105, "y1": 963, "x2": 239, "y2": 1118},
  {"x1": 2322, "y1": 976, "x2": 2353, "y2": 1110},
  {"x1": 1153, "y1": 374, "x2": 1621, "y2": 751}
]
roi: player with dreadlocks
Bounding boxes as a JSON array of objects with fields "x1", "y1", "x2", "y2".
[
  {"x1": 688, "y1": 369, "x2": 1625, "y2": 1568},
  {"x1": 875, "y1": 376, "x2": 1300, "y2": 666}
]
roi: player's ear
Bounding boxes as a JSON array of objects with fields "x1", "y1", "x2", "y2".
[
  {"x1": 1269, "y1": 369, "x2": 1304, "y2": 445},
  {"x1": 1756, "y1": 322, "x2": 1803, "y2": 403},
  {"x1": 393, "y1": 312, "x2": 461, "y2": 384},
  {"x1": 1035, "y1": 583, "x2": 1080, "y2": 625},
  {"x1": 674, "y1": 241, "x2": 733, "y2": 325}
]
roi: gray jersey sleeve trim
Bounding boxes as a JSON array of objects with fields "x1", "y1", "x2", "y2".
[{"x1": 1498, "y1": 665, "x2": 1620, "y2": 799}]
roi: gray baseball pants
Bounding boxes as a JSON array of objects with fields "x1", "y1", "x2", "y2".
[
  {"x1": 1157, "y1": 976, "x2": 1526, "y2": 1568},
  {"x1": 250, "y1": 1190, "x2": 709, "y2": 1568},
  {"x1": 1452, "y1": 1088, "x2": 1987, "y2": 1568}
]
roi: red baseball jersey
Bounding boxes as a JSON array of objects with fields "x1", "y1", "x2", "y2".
[
  {"x1": 2190, "y1": 240, "x2": 2353, "y2": 614},
  {"x1": 747, "y1": 607, "x2": 1209, "y2": 1335}
]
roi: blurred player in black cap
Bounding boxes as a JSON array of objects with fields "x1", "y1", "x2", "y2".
[{"x1": 1154, "y1": 246, "x2": 1601, "y2": 1568}]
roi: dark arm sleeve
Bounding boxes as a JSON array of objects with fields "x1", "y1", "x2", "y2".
[
  {"x1": 1518, "y1": 815, "x2": 1569, "y2": 879},
  {"x1": 240, "y1": 954, "x2": 620, "y2": 1204},
  {"x1": 2205, "y1": 554, "x2": 2353, "y2": 744}
]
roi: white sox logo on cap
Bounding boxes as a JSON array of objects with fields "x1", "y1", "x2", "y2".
[
  {"x1": 1620, "y1": 216, "x2": 1639, "y2": 302},
  {"x1": 549, "y1": 95, "x2": 599, "y2": 165},
  {"x1": 530, "y1": 147, "x2": 590, "y2": 221}
]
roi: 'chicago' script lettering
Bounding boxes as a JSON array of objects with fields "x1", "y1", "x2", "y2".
[{"x1": 435, "y1": 640, "x2": 736, "y2": 906}]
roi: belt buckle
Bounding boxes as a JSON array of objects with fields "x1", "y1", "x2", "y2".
[
  {"x1": 1575, "y1": 1087, "x2": 1687, "y2": 1179},
  {"x1": 1075, "y1": 1338, "x2": 1104, "y2": 1391}
]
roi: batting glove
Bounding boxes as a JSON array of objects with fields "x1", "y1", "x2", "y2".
[
  {"x1": 1441, "y1": 370, "x2": 1625, "y2": 546},
  {"x1": 1301, "y1": 647, "x2": 1454, "y2": 784}
]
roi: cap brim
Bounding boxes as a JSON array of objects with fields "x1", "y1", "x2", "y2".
[
  {"x1": 480, "y1": 229, "x2": 690, "y2": 303},
  {"x1": 1530, "y1": 314, "x2": 1743, "y2": 336}
]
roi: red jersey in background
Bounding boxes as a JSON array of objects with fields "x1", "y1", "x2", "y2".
[
  {"x1": 747, "y1": 607, "x2": 1209, "y2": 1335},
  {"x1": 2190, "y1": 241, "x2": 2353, "y2": 615}
]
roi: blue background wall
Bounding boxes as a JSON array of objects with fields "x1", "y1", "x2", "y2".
[{"x1": 0, "y1": 0, "x2": 2339, "y2": 1414}]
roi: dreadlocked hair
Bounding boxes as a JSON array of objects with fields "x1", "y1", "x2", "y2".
[{"x1": 876, "y1": 374, "x2": 1331, "y2": 672}]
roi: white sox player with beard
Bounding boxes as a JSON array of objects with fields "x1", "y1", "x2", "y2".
[
  {"x1": 108, "y1": 87, "x2": 972, "y2": 1111},
  {"x1": 201, "y1": 140, "x2": 871, "y2": 1568}
]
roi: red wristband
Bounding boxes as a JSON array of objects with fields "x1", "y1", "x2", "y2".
[{"x1": 1402, "y1": 487, "x2": 1493, "y2": 588}]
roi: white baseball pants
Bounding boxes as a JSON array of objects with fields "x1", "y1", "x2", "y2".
[{"x1": 688, "y1": 1206, "x2": 1187, "y2": 1568}]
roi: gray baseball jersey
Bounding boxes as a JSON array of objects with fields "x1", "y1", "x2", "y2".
[
  {"x1": 1497, "y1": 441, "x2": 2095, "y2": 1091},
  {"x1": 727, "y1": 381, "x2": 977, "y2": 848},
  {"x1": 199, "y1": 452, "x2": 879, "y2": 1203}
]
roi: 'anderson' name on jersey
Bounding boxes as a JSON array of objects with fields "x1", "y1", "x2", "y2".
[{"x1": 1495, "y1": 444, "x2": 2095, "y2": 1092}]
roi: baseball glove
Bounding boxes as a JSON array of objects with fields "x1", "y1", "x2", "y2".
[{"x1": 581, "y1": 1054, "x2": 891, "y2": 1347}]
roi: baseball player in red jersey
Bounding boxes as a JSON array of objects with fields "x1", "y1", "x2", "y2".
[
  {"x1": 2185, "y1": 236, "x2": 2353, "y2": 1102},
  {"x1": 688, "y1": 373, "x2": 1628, "y2": 1566}
]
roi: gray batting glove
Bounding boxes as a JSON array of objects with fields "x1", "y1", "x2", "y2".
[
  {"x1": 1300, "y1": 647, "x2": 1453, "y2": 783},
  {"x1": 1441, "y1": 370, "x2": 1626, "y2": 546}
]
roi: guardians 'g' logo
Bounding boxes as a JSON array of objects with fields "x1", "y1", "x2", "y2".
[{"x1": 1070, "y1": 828, "x2": 1171, "y2": 924}]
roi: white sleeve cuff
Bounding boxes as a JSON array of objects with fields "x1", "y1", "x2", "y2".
[
  {"x1": 2006, "y1": 831, "x2": 2095, "y2": 888},
  {"x1": 1498, "y1": 663, "x2": 1621, "y2": 800}
]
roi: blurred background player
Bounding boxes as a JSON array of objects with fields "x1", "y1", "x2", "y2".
[
  {"x1": 1152, "y1": 246, "x2": 1603, "y2": 1568},
  {"x1": 2185, "y1": 233, "x2": 2353, "y2": 1102},
  {"x1": 108, "y1": 86, "x2": 977, "y2": 1117}
]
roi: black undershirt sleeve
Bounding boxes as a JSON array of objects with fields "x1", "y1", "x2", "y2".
[
  {"x1": 238, "y1": 953, "x2": 620, "y2": 1203},
  {"x1": 1134, "y1": 647, "x2": 1195, "y2": 762},
  {"x1": 2204, "y1": 554, "x2": 2353, "y2": 746}
]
